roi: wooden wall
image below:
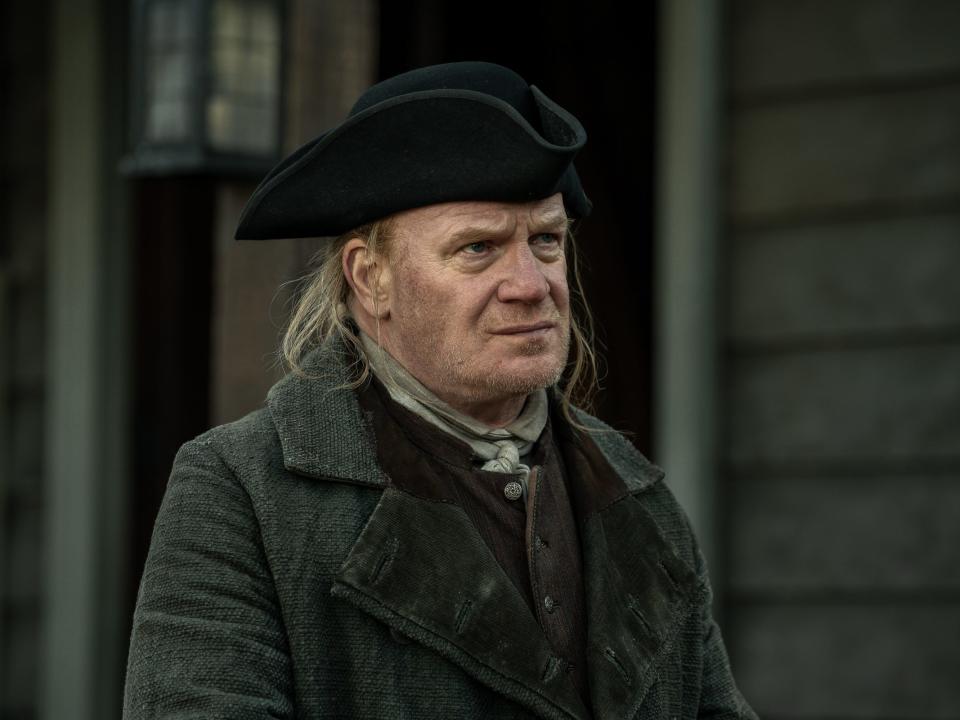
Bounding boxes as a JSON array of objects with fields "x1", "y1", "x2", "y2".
[
  {"x1": 721, "y1": 1, "x2": 960, "y2": 717},
  {"x1": 208, "y1": 0, "x2": 377, "y2": 427},
  {"x1": 0, "y1": 1, "x2": 49, "y2": 717}
]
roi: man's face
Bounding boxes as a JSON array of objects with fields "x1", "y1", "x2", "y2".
[{"x1": 377, "y1": 193, "x2": 571, "y2": 415}]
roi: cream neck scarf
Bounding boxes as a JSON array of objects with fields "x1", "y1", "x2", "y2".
[{"x1": 358, "y1": 330, "x2": 548, "y2": 489}]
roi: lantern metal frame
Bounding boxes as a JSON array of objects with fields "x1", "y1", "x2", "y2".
[{"x1": 122, "y1": 0, "x2": 286, "y2": 177}]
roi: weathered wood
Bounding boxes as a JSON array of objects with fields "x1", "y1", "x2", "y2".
[
  {"x1": 730, "y1": 85, "x2": 960, "y2": 222},
  {"x1": 731, "y1": 0, "x2": 960, "y2": 96},
  {"x1": 0, "y1": 6, "x2": 49, "y2": 716},
  {"x1": 284, "y1": 0, "x2": 377, "y2": 145},
  {"x1": 7, "y1": 176, "x2": 48, "y2": 259},
  {"x1": 209, "y1": 184, "x2": 291, "y2": 426},
  {"x1": 728, "y1": 604, "x2": 960, "y2": 719},
  {"x1": 728, "y1": 344, "x2": 960, "y2": 465},
  {"x1": 4, "y1": 498, "x2": 42, "y2": 603},
  {"x1": 0, "y1": 607, "x2": 39, "y2": 712},
  {"x1": 207, "y1": 0, "x2": 378, "y2": 426},
  {"x1": 11, "y1": 393, "x2": 42, "y2": 484},
  {"x1": 729, "y1": 213, "x2": 960, "y2": 342},
  {"x1": 722, "y1": 5, "x2": 960, "y2": 720},
  {"x1": 8, "y1": 256, "x2": 46, "y2": 389},
  {"x1": 728, "y1": 476, "x2": 960, "y2": 592}
]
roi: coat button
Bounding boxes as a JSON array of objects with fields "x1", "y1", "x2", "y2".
[
  {"x1": 544, "y1": 595, "x2": 556, "y2": 613},
  {"x1": 503, "y1": 481, "x2": 523, "y2": 501}
]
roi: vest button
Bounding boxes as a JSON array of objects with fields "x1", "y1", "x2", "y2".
[
  {"x1": 544, "y1": 595, "x2": 557, "y2": 613},
  {"x1": 503, "y1": 481, "x2": 523, "y2": 501}
]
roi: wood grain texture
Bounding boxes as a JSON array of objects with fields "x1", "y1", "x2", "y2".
[
  {"x1": 729, "y1": 85, "x2": 960, "y2": 222},
  {"x1": 0, "y1": 607, "x2": 40, "y2": 712},
  {"x1": 728, "y1": 344, "x2": 960, "y2": 465},
  {"x1": 728, "y1": 213, "x2": 960, "y2": 342},
  {"x1": 731, "y1": 0, "x2": 960, "y2": 96},
  {"x1": 728, "y1": 604, "x2": 960, "y2": 719},
  {"x1": 728, "y1": 476, "x2": 960, "y2": 592}
]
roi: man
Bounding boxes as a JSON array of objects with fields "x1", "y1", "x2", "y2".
[{"x1": 123, "y1": 61, "x2": 755, "y2": 719}]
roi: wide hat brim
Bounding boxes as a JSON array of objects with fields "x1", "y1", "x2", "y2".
[{"x1": 234, "y1": 84, "x2": 591, "y2": 240}]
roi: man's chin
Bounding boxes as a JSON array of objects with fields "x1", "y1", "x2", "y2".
[{"x1": 483, "y1": 356, "x2": 566, "y2": 395}]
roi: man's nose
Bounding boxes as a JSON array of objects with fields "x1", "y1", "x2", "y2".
[{"x1": 496, "y1": 243, "x2": 550, "y2": 303}]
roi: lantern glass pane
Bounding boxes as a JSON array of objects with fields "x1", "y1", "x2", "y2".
[
  {"x1": 145, "y1": 0, "x2": 196, "y2": 143},
  {"x1": 207, "y1": 0, "x2": 280, "y2": 155}
]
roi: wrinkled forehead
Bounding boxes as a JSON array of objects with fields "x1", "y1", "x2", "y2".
[{"x1": 393, "y1": 193, "x2": 568, "y2": 239}]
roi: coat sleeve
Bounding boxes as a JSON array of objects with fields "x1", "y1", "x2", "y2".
[
  {"x1": 122, "y1": 437, "x2": 294, "y2": 719},
  {"x1": 695, "y1": 546, "x2": 759, "y2": 720}
]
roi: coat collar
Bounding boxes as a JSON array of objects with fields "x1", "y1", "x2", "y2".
[
  {"x1": 268, "y1": 338, "x2": 704, "y2": 719},
  {"x1": 266, "y1": 340, "x2": 388, "y2": 487},
  {"x1": 267, "y1": 338, "x2": 664, "y2": 493}
]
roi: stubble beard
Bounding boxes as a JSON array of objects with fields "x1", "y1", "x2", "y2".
[
  {"x1": 432, "y1": 318, "x2": 571, "y2": 406},
  {"x1": 388, "y1": 267, "x2": 571, "y2": 408}
]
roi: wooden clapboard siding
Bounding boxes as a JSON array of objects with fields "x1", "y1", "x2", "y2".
[
  {"x1": 729, "y1": 214, "x2": 960, "y2": 342},
  {"x1": 730, "y1": 84, "x2": 960, "y2": 223},
  {"x1": 722, "y1": 2, "x2": 960, "y2": 718},
  {"x1": 731, "y1": 0, "x2": 960, "y2": 97},
  {"x1": 729, "y1": 345, "x2": 960, "y2": 466},
  {"x1": 727, "y1": 604, "x2": 960, "y2": 719},
  {"x1": 729, "y1": 476, "x2": 960, "y2": 593}
]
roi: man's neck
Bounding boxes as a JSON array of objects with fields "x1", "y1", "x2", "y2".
[{"x1": 443, "y1": 393, "x2": 527, "y2": 429}]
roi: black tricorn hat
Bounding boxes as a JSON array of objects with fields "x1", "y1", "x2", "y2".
[{"x1": 234, "y1": 61, "x2": 591, "y2": 240}]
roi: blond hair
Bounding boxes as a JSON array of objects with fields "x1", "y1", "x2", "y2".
[{"x1": 281, "y1": 218, "x2": 601, "y2": 428}]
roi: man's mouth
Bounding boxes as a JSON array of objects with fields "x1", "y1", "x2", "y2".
[{"x1": 492, "y1": 321, "x2": 556, "y2": 335}]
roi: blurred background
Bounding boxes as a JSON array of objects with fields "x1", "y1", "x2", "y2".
[{"x1": 2, "y1": 0, "x2": 959, "y2": 717}]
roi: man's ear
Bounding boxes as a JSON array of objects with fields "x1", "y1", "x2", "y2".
[{"x1": 342, "y1": 237, "x2": 392, "y2": 319}]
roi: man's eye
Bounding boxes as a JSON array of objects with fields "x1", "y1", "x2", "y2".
[
  {"x1": 462, "y1": 241, "x2": 488, "y2": 254},
  {"x1": 532, "y1": 233, "x2": 561, "y2": 246}
]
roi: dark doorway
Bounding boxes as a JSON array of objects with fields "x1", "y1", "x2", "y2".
[
  {"x1": 128, "y1": 177, "x2": 216, "y2": 605},
  {"x1": 379, "y1": 0, "x2": 659, "y2": 450}
]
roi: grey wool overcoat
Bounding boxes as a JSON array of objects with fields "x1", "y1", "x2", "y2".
[{"x1": 122, "y1": 339, "x2": 757, "y2": 720}]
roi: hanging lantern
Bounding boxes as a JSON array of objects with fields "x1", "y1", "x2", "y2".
[{"x1": 124, "y1": 0, "x2": 284, "y2": 176}]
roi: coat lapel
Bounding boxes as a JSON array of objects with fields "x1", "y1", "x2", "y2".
[
  {"x1": 561, "y1": 413, "x2": 708, "y2": 719},
  {"x1": 330, "y1": 486, "x2": 591, "y2": 720},
  {"x1": 268, "y1": 343, "x2": 590, "y2": 718},
  {"x1": 580, "y1": 496, "x2": 707, "y2": 718},
  {"x1": 267, "y1": 342, "x2": 387, "y2": 487},
  {"x1": 268, "y1": 342, "x2": 705, "y2": 720}
]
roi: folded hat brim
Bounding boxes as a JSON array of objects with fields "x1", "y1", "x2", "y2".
[{"x1": 235, "y1": 86, "x2": 590, "y2": 240}]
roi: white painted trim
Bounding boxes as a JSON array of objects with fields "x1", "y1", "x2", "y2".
[
  {"x1": 654, "y1": 0, "x2": 723, "y2": 578},
  {"x1": 42, "y1": 0, "x2": 130, "y2": 717}
]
